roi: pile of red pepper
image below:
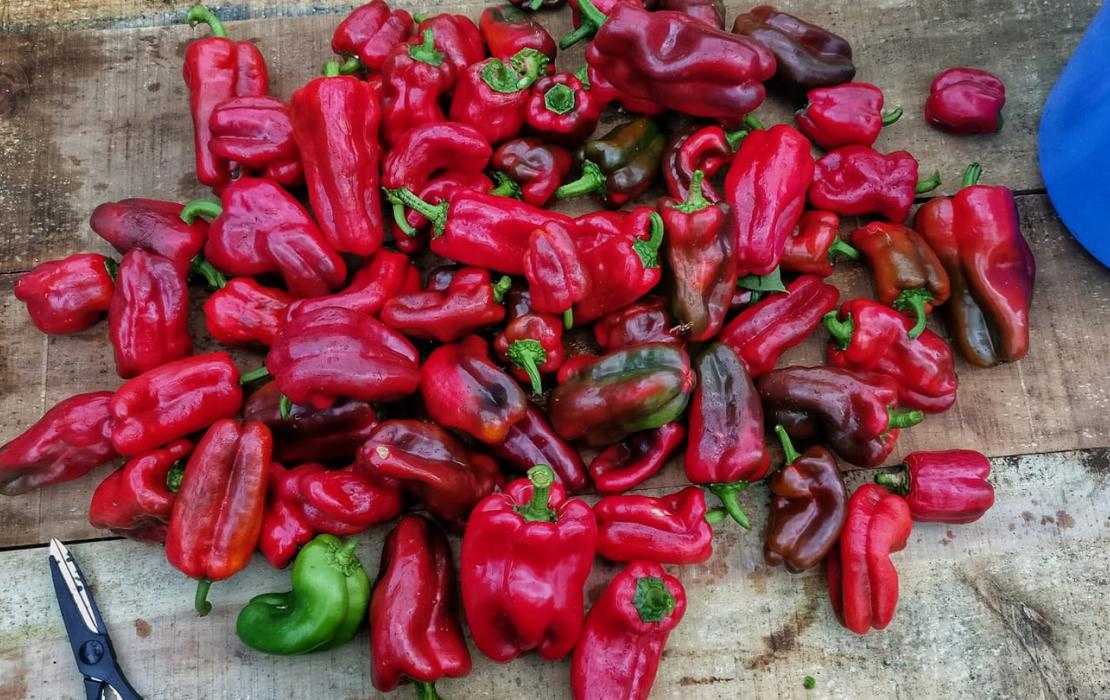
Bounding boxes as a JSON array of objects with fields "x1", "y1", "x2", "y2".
[{"x1": 1, "y1": 0, "x2": 1024, "y2": 696}]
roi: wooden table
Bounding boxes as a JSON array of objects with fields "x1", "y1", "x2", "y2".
[{"x1": 2, "y1": 1, "x2": 1107, "y2": 697}]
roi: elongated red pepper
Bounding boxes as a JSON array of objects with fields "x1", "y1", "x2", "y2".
[
  {"x1": 491, "y1": 138, "x2": 573, "y2": 207},
  {"x1": 449, "y1": 50, "x2": 548, "y2": 146},
  {"x1": 166, "y1": 419, "x2": 270, "y2": 615},
  {"x1": 380, "y1": 267, "x2": 508, "y2": 343},
  {"x1": 0, "y1": 392, "x2": 116, "y2": 496},
  {"x1": 291, "y1": 62, "x2": 384, "y2": 255},
  {"x1": 825, "y1": 299, "x2": 958, "y2": 413},
  {"x1": 661, "y1": 124, "x2": 742, "y2": 203},
  {"x1": 595, "y1": 487, "x2": 712, "y2": 564},
  {"x1": 108, "y1": 249, "x2": 192, "y2": 378},
  {"x1": 400, "y1": 171, "x2": 499, "y2": 246},
  {"x1": 480, "y1": 4, "x2": 557, "y2": 60},
  {"x1": 719, "y1": 274, "x2": 839, "y2": 376},
  {"x1": 244, "y1": 381, "x2": 378, "y2": 465},
  {"x1": 493, "y1": 310, "x2": 565, "y2": 395},
  {"x1": 412, "y1": 12, "x2": 486, "y2": 78},
  {"x1": 573, "y1": 206, "x2": 664, "y2": 323},
  {"x1": 728, "y1": 124, "x2": 815, "y2": 275},
  {"x1": 109, "y1": 352, "x2": 242, "y2": 457},
  {"x1": 796, "y1": 82, "x2": 900, "y2": 149},
  {"x1": 204, "y1": 278, "x2": 292, "y2": 347},
  {"x1": 779, "y1": 210, "x2": 858, "y2": 277},
  {"x1": 381, "y1": 31, "x2": 456, "y2": 146},
  {"x1": 15, "y1": 253, "x2": 114, "y2": 334},
  {"x1": 266, "y1": 307, "x2": 421, "y2": 409},
  {"x1": 332, "y1": 0, "x2": 414, "y2": 71},
  {"x1": 523, "y1": 222, "x2": 590, "y2": 325},
  {"x1": 589, "y1": 422, "x2": 685, "y2": 494},
  {"x1": 810, "y1": 146, "x2": 940, "y2": 223},
  {"x1": 876, "y1": 450, "x2": 994, "y2": 524},
  {"x1": 286, "y1": 248, "x2": 419, "y2": 320},
  {"x1": 89, "y1": 199, "x2": 208, "y2": 273},
  {"x1": 525, "y1": 72, "x2": 601, "y2": 145},
  {"x1": 183, "y1": 5, "x2": 269, "y2": 190},
  {"x1": 592, "y1": 295, "x2": 683, "y2": 351},
  {"x1": 371, "y1": 515, "x2": 472, "y2": 699},
  {"x1": 489, "y1": 405, "x2": 588, "y2": 491},
  {"x1": 827, "y1": 483, "x2": 912, "y2": 634},
  {"x1": 571, "y1": 560, "x2": 686, "y2": 700},
  {"x1": 89, "y1": 440, "x2": 190, "y2": 542},
  {"x1": 925, "y1": 67, "x2": 1005, "y2": 135},
  {"x1": 208, "y1": 95, "x2": 302, "y2": 186},
  {"x1": 461, "y1": 465, "x2": 597, "y2": 661}
]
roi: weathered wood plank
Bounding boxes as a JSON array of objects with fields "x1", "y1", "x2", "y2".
[{"x1": 0, "y1": 448, "x2": 1105, "y2": 699}]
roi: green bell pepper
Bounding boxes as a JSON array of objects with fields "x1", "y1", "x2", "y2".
[{"x1": 556, "y1": 117, "x2": 666, "y2": 208}]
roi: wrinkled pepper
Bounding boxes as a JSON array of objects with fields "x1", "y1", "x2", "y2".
[
  {"x1": 381, "y1": 31, "x2": 456, "y2": 146},
  {"x1": 380, "y1": 267, "x2": 509, "y2": 342},
  {"x1": 925, "y1": 67, "x2": 1005, "y2": 135},
  {"x1": 732, "y1": 5, "x2": 855, "y2": 91},
  {"x1": 286, "y1": 248, "x2": 419, "y2": 320},
  {"x1": 89, "y1": 440, "x2": 191, "y2": 542},
  {"x1": 15, "y1": 253, "x2": 114, "y2": 335},
  {"x1": 593, "y1": 295, "x2": 683, "y2": 351},
  {"x1": 479, "y1": 5, "x2": 558, "y2": 60},
  {"x1": 449, "y1": 50, "x2": 549, "y2": 146},
  {"x1": 489, "y1": 405, "x2": 588, "y2": 491},
  {"x1": 589, "y1": 422, "x2": 685, "y2": 495},
  {"x1": 381, "y1": 122, "x2": 492, "y2": 202},
  {"x1": 244, "y1": 381, "x2": 379, "y2": 465},
  {"x1": 595, "y1": 487, "x2": 713, "y2": 564},
  {"x1": 556, "y1": 117, "x2": 665, "y2": 208},
  {"x1": 332, "y1": 0, "x2": 414, "y2": 72},
  {"x1": 525, "y1": 72, "x2": 601, "y2": 145},
  {"x1": 491, "y1": 138, "x2": 573, "y2": 207},
  {"x1": 524, "y1": 222, "x2": 589, "y2": 325},
  {"x1": 875, "y1": 449, "x2": 994, "y2": 524},
  {"x1": 661, "y1": 124, "x2": 743, "y2": 203},
  {"x1": 572, "y1": 207, "x2": 665, "y2": 322},
  {"x1": 779, "y1": 210, "x2": 858, "y2": 277},
  {"x1": 89, "y1": 198, "x2": 208, "y2": 274},
  {"x1": 578, "y1": 63, "x2": 664, "y2": 116},
  {"x1": 411, "y1": 13, "x2": 486, "y2": 77},
  {"x1": 795, "y1": 82, "x2": 901, "y2": 149},
  {"x1": 810, "y1": 146, "x2": 940, "y2": 224},
  {"x1": 204, "y1": 278, "x2": 292, "y2": 347},
  {"x1": 493, "y1": 309, "x2": 565, "y2": 396},
  {"x1": 108, "y1": 249, "x2": 192, "y2": 378},
  {"x1": 208, "y1": 95, "x2": 302, "y2": 186}
]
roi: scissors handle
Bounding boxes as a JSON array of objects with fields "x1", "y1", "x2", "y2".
[{"x1": 85, "y1": 678, "x2": 104, "y2": 700}]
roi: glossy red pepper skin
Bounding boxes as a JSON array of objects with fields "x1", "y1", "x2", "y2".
[
  {"x1": 380, "y1": 267, "x2": 507, "y2": 342},
  {"x1": 266, "y1": 307, "x2": 421, "y2": 409},
  {"x1": 727, "y1": 124, "x2": 815, "y2": 275},
  {"x1": 421, "y1": 335, "x2": 528, "y2": 445},
  {"x1": 413, "y1": 13, "x2": 486, "y2": 78},
  {"x1": 489, "y1": 405, "x2": 588, "y2": 491},
  {"x1": 662, "y1": 124, "x2": 735, "y2": 203},
  {"x1": 480, "y1": 5, "x2": 557, "y2": 60},
  {"x1": 825, "y1": 299, "x2": 958, "y2": 413},
  {"x1": 381, "y1": 31, "x2": 457, "y2": 146},
  {"x1": 877, "y1": 450, "x2": 994, "y2": 524},
  {"x1": 371, "y1": 515, "x2": 472, "y2": 696},
  {"x1": 810, "y1": 147, "x2": 922, "y2": 223},
  {"x1": 581, "y1": 63, "x2": 664, "y2": 116},
  {"x1": 796, "y1": 82, "x2": 892, "y2": 149},
  {"x1": 653, "y1": 0, "x2": 724, "y2": 28},
  {"x1": 525, "y1": 72, "x2": 600, "y2": 145},
  {"x1": 109, "y1": 352, "x2": 242, "y2": 457},
  {"x1": 291, "y1": 69, "x2": 384, "y2": 256},
  {"x1": 584, "y1": 2, "x2": 775, "y2": 119},
  {"x1": 243, "y1": 382, "x2": 378, "y2": 465},
  {"x1": 524, "y1": 222, "x2": 590, "y2": 317},
  {"x1": 0, "y1": 392, "x2": 116, "y2": 495},
  {"x1": 15, "y1": 254, "x2": 114, "y2": 334},
  {"x1": 183, "y1": 7, "x2": 269, "y2": 190},
  {"x1": 491, "y1": 138, "x2": 572, "y2": 207},
  {"x1": 332, "y1": 0, "x2": 414, "y2": 71},
  {"x1": 595, "y1": 487, "x2": 712, "y2": 564},
  {"x1": 382, "y1": 122, "x2": 493, "y2": 194},
  {"x1": 573, "y1": 207, "x2": 664, "y2": 323},
  {"x1": 359, "y1": 420, "x2": 504, "y2": 527},
  {"x1": 286, "y1": 248, "x2": 419, "y2": 320},
  {"x1": 449, "y1": 53, "x2": 548, "y2": 146},
  {"x1": 108, "y1": 249, "x2": 192, "y2": 378},
  {"x1": 593, "y1": 295, "x2": 683, "y2": 351},
  {"x1": 461, "y1": 466, "x2": 597, "y2": 662},
  {"x1": 914, "y1": 174, "x2": 1035, "y2": 367},
  {"x1": 732, "y1": 5, "x2": 855, "y2": 92},
  {"x1": 208, "y1": 96, "x2": 302, "y2": 186},
  {"x1": 925, "y1": 67, "x2": 1005, "y2": 135},
  {"x1": 571, "y1": 560, "x2": 686, "y2": 700},
  {"x1": 89, "y1": 199, "x2": 207, "y2": 272},
  {"x1": 764, "y1": 439, "x2": 847, "y2": 573},
  {"x1": 719, "y1": 274, "x2": 840, "y2": 377},
  {"x1": 589, "y1": 422, "x2": 685, "y2": 494},
  {"x1": 779, "y1": 210, "x2": 857, "y2": 277},
  {"x1": 257, "y1": 464, "x2": 313, "y2": 568},
  {"x1": 89, "y1": 440, "x2": 191, "y2": 542},
  {"x1": 493, "y1": 311, "x2": 565, "y2": 394},
  {"x1": 757, "y1": 366, "x2": 922, "y2": 468},
  {"x1": 827, "y1": 484, "x2": 912, "y2": 634},
  {"x1": 203, "y1": 278, "x2": 291, "y2": 347}
]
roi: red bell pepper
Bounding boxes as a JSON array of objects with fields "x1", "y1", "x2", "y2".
[
  {"x1": 381, "y1": 31, "x2": 456, "y2": 146},
  {"x1": 571, "y1": 560, "x2": 686, "y2": 700},
  {"x1": 421, "y1": 335, "x2": 528, "y2": 445},
  {"x1": 449, "y1": 50, "x2": 548, "y2": 146},
  {"x1": 661, "y1": 124, "x2": 743, "y2": 203},
  {"x1": 579, "y1": 63, "x2": 664, "y2": 116},
  {"x1": 564, "y1": 0, "x2": 641, "y2": 46},
  {"x1": 827, "y1": 483, "x2": 912, "y2": 634},
  {"x1": 332, "y1": 0, "x2": 414, "y2": 71},
  {"x1": 380, "y1": 267, "x2": 509, "y2": 343},
  {"x1": 925, "y1": 67, "x2": 1006, "y2": 135},
  {"x1": 779, "y1": 210, "x2": 858, "y2": 277},
  {"x1": 489, "y1": 405, "x2": 588, "y2": 491},
  {"x1": 525, "y1": 72, "x2": 601, "y2": 145},
  {"x1": 572, "y1": 206, "x2": 664, "y2": 323},
  {"x1": 825, "y1": 299, "x2": 958, "y2": 413},
  {"x1": 208, "y1": 95, "x2": 302, "y2": 186},
  {"x1": 291, "y1": 62, "x2": 384, "y2": 255},
  {"x1": 266, "y1": 307, "x2": 421, "y2": 409},
  {"x1": 399, "y1": 170, "x2": 499, "y2": 249},
  {"x1": 810, "y1": 146, "x2": 941, "y2": 223},
  {"x1": 592, "y1": 295, "x2": 683, "y2": 351},
  {"x1": 15, "y1": 253, "x2": 114, "y2": 334},
  {"x1": 286, "y1": 248, "x2": 419, "y2": 320},
  {"x1": 359, "y1": 420, "x2": 504, "y2": 527},
  {"x1": 524, "y1": 222, "x2": 590, "y2": 324},
  {"x1": 412, "y1": 12, "x2": 486, "y2": 78},
  {"x1": 876, "y1": 450, "x2": 994, "y2": 524},
  {"x1": 0, "y1": 392, "x2": 116, "y2": 496},
  {"x1": 183, "y1": 5, "x2": 269, "y2": 190},
  {"x1": 719, "y1": 274, "x2": 839, "y2": 377},
  {"x1": 491, "y1": 138, "x2": 573, "y2": 207},
  {"x1": 795, "y1": 82, "x2": 901, "y2": 149},
  {"x1": 731, "y1": 5, "x2": 855, "y2": 92},
  {"x1": 480, "y1": 4, "x2": 557, "y2": 60},
  {"x1": 595, "y1": 487, "x2": 712, "y2": 564},
  {"x1": 589, "y1": 422, "x2": 685, "y2": 494},
  {"x1": 89, "y1": 199, "x2": 208, "y2": 274},
  {"x1": 166, "y1": 419, "x2": 271, "y2": 615},
  {"x1": 493, "y1": 310, "x2": 565, "y2": 395},
  {"x1": 371, "y1": 515, "x2": 472, "y2": 698},
  {"x1": 108, "y1": 352, "x2": 243, "y2": 457},
  {"x1": 460, "y1": 465, "x2": 597, "y2": 661},
  {"x1": 257, "y1": 464, "x2": 312, "y2": 568},
  {"x1": 727, "y1": 124, "x2": 815, "y2": 275},
  {"x1": 204, "y1": 278, "x2": 292, "y2": 347},
  {"x1": 89, "y1": 440, "x2": 190, "y2": 542},
  {"x1": 108, "y1": 249, "x2": 192, "y2": 378}
]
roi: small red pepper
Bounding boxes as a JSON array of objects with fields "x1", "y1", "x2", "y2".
[
  {"x1": 489, "y1": 405, "x2": 588, "y2": 491},
  {"x1": 592, "y1": 295, "x2": 683, "y2": 351},
  {"x1": 779, "y1": 210, "x2": 858, "y2": 277},
  {"x1": 524, "y1": 221, "x2": 590, "y2": 325},
  {"x1": 380, "y1": 267, "x2": 509, "y2": 343},
  {"x1": 825, "y1": 299, "x2": 958, "y2": 413},
  {"x1": 661, "y1": 124, "x2": 742, "y2": 203},
  {"x1": 381, "y1": 30, "x2": 457, "y2": 146},
  {"x1": 589, "y1": 422, "x2": 685, "y2": 495},
  {"x1": 595, "y1": 487, "x2": 712, "y2": 564},
  {"x1": 491, "y1": 138, "x2": 573, "y2": 207},
  {"x1": 208, "y1": 95, "x2": 302, "y2": 186},
  {"x1": 89, "y1": 199, "x2": 208, "y2": 274},
  {"x1": 875, "y1": 450, "x2": 994, "y2": 524},
  {"x1": 731, "y1": 5, "x2": 855, "y2": 92},
  {"x1": 810, "y1": 146, "x2": 941, "y2": 223},
  {"x1": 400, "y1": 170, "x2": 498, "y2": 246},
  {"x1": 108, "y1": 249, "x2": 192, "y2": 378},
  {"x1": 204, "y1": 278, "x2": 292, "y2": 347},
  {"x1": 266, "y1": 307, "x2": 421, "y2": 409},
  {"x1": 332, "y1": 0, "x2": 414, "y2": 71},
  {"x1": 479, "y1": 4, "x2": 558, "y2": 60},
  {"x1": 286, "y1": 248, "x2": 419, "y2": 320},
  {"x1": 257, "y1": 464, "x2": 313, "y2": 569},
  {"x1": 88, "y1": 440, "x2": 190, "y2": 543},
  {"x1": 718, "y1": 274, "x2": 840, "y2": 377},
  {"x1": 461, "y1": 465, "x2": 597, "y2": 662},
  {"x1": 15, "y1": 253, "x2": 114, "y2": 335},
  {"x1": 412, "y1": 12, "x2": 486, "y2": 78},
  {"x1": 449, "y1": 50, "x2": 549, "y2": 146},
  {"x1": 571, "y1": 560, "x2": 686, "y2": 700},
  {"x1": 925, "y1": 67, "x2": 1005, "y2": 135},
  {"x1": 371, "y1": 515, "x2": 472, "y2": 699},
  {"x1": 493, "y1": 310, "x2": 565, "y2": 395},
  {"x1": 525, "y1": 72, "x2": 601, "y2": 145},
  {"x1": 795, "y1": 82, "x2": 901, "y2": 149},
  {"x1": 827, "y1": 483, "x2": 912, "y2": 634},
  {"x1": 108, "y1": 352, "x2": 243, "y2": 457},
  {"x1": 573, "y1": 206, "x2": 665, "y2": 323},
  {"x1": 166, "y1": 419, "x2": 271, "y2": 615},
  {"x1": 0, "y1": 392, "x2": 116, "y2": 496}
]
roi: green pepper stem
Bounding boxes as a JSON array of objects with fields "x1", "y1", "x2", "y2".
[
  {"x1": 544, "y1": 83, "x2": 577, "y2": 115},
  {"x1": 887, "y1": 406, "x2": 925, "y2": 429},
  {"x1": 737, "y1": 267, "x2": 787, "y2": 293},
  {"x1": 555, "y1": 159, "x2": 605, "y2": 199},
  {"x1": 409, "y1": 29, "x2": 445, "y2": 67},
  {"x1": 488, "y1": 172, "x2": 522, "y2": 199},
  {"x1": 337, "y1": 56, "x2": 363, "y2": 75},
  {"x1": 827, "y1": 237, "x2": 860, "y2": 263},
  {"x1": 491, "y1": 275, "x2": 512, "y2": 303},
  {"x1": 279, "y1": 395, "x2": 294, "y2": 420},
  {"x1": 482, "y1": 50, "x2": 547, "y2": 94},
  {"x1": 559, "y1": 0, "x2": 608, "y2": 48},
  {"x1": 507, "y1": 339, "x2": 547, "y2": 396},
  {"x1": 822, "y1": 310, "x2": 854, "y2": 351},
  {"x1": 180, "y1": 198, "x2": 222, "y2": 224},
  {"x1": 704, "y1": 507, "x2": 728, "y2": 525},
  {"x1": 190, "y1": 256, "x2": 227, "y2": 289},
  {"x1": 412, "y1": 12, "x2": 429, "y2": 22},
  {"x1": 239, "y1": 365, "x2": 270, "y2": 385},
  {"x1": 632, "y1": 212, "x2": 665, "y2": 269},
  {"x1": 517, "y1": 465, "x2": 556, "y2": 522},
  {"x1": 961, "y1": 162, "x2": 983, "y2": 188},
  {"x1": 775, "y1": 425, "x2": 800, "y2": 465},
  {"x1": 563, "y1": 308, "x2": 574, "y2": 329},
  {"x1": 743, "y1": 114, "x2": 766, "y2": 131},
  {"x1": 874, "y1": 468, "x2": 910, "y2": 496},
  {"x1": 528, "y1": 0, "x2": 544, "y2": 9},
  {"x1": 384, "y1": 187, "x2": 448, "y2": 237},
  {"x1": 892, "y1": 288, "x2": 932, "y2": 339},
  {"x1": 322, "y1": 60, "x2": 341, "y2": 77},
  {"x1": 195, "y1": 578, "x2": 213, "y2": 616},
  {"x1": 724, "y1": 128, "x2": 749, "y2": 151},
  {"x1": 881, "y1": 106, "x2": 904, "y2": 126},
  {"x1": 186, "y1": 5, "x2": 227, "y2": 38},
  {"x1": 103, "y1": 258, "x2": 119, "y2": 281},
  {"x1": 166, "y1": 462, "x2": 184, "y2": 494},
  {"x1": 632, "y1": 576, "x2": 676, "y2": 623},
  {"x1": 915, "y1": 169, "x2": 942, "y2": 194},
  {"x1": 575, "y1": 66, "x2": 591, "y2": 89},
  {"x1": 708, "y1": 482, "x2": 751, "y2": 529},
  {"x1": 414, "y1": 681, "x2": 442, "y2": 700},
  {"x1": 673, "y1": 170, "x2": 710, "y2": 214}
]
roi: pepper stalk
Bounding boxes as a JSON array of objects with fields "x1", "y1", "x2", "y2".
[{"x1": 516, "y1": 464, "x2": 556, "y2": 522}]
